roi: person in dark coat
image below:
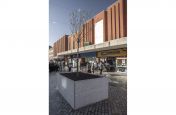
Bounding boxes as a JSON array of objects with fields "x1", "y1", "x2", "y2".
[
  {"x1": 92, "y1": 62, "x2": 95, "y2": 73},
  {"x1": 68, "y1": 64, "x2": 72, "y2": 72},
  {"x1": 99, "y1": 61, "x2": 103, "y2": 75},
  {"x1": 87, "y1": 63, "x2": 91, "y2": 73}
]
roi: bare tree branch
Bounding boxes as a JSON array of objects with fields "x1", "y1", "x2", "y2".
[
  {"x1": 69, "y1": 9, "x2": 92, "y2": 73},
  {"x1": 69, "y1": 9, "x2": 91, "y2": 45}
]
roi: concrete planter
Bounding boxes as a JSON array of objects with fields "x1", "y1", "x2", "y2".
[{"x1": 57, "y1": 72, "x2": 108, "y2": 109}]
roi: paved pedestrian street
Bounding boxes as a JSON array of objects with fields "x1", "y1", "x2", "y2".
[{"x1": 49, "y1": 72, "x2": 127, "y2": 115}]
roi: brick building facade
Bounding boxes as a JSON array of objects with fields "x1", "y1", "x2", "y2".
[
  {"x1": 53, "y1": 35, "x2": 68, "y2": 57},
  {"x1": 53, "y1": 0, "x2": 127, "y2": 57}
]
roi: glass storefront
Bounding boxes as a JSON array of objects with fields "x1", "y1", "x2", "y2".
[
  {"x1": 116, "y1": 58, "x2": 127, "y2": 72},
  {"x1": 96, "y1": 48, "x2": 127, "y2": 72}
]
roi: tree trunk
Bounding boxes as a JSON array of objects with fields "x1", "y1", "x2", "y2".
[{"x1": 76, "y1": 38, "x2": 80, "y2": 77}]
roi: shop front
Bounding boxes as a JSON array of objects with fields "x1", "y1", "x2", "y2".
[
  {"x1": 67, "y1": 52, "x2": 96, "y2": 71},
  {"x1": 68, "y1": 54, "x2": 78, "y2": 68},
  {"x1": 79, "y1": 52, "x2": 96, "y2": 71},
  {"x1": 96, "y1": 48, "x2": 127, "y2": 72},
  {"x1": 80, "y1": 52, "x2": 96, "y2": 63}
]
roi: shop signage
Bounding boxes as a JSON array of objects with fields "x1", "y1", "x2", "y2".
[
  {"x1": 70, "y1": 52, "x2": 96, "y2": 58},
  {"x1": 97, "y1": 48, "x2": 127, "y2": 57},
  {"x1": 80, "y1": 52, "x2": 96, "y2": 58}
]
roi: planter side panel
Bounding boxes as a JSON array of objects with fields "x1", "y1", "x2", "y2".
[
  {"x1": 57, "y1": 74, "x2": 75, "y2": 108},
  {"x1": 74, "y1": 77, "x2": 108, "y2": 109}
]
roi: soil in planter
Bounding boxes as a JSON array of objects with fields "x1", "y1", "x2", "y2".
[{"x1": 60, "y1": 72, "x2": 102, "y2": 81}]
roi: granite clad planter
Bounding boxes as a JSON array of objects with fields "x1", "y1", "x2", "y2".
[{"x1": 57, "y1": 72, "x2": 108, "y2": 109}]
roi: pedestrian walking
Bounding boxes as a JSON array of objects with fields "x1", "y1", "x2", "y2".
[
  {"x1": 87, "y1": 63, "x2": 91, "y2": 73},
  {"x1": 99, "y1": 61, "x2": 103, "y2": 75},
  {"x1": 60, "y1": 63, "x2": 62, "y2": 72},
  {"x1": 92, "y1": 62, "x2": 95, "y2": 73},
  {"x1": 68, "y1": 64, "x2": 72, "y2": 72}
]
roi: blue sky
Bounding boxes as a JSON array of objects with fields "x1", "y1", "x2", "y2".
[{"x1": 49, "y1": 0, "x2": 117, "y2": 46}]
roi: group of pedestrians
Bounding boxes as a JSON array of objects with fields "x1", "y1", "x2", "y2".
[
  {"x1": 67, "y1": 64, "x2": 72, "y2": 72},
  {"x1": 50, "y1": 60, "x2": 106, "y2": 75},
  {"x1": 87, "y1": 61, "x2": 104, "y2": 75}
]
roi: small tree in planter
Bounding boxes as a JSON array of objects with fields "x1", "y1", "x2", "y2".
[{"x1": 69, "y1": 9, "x2": 91, "y2": 76}]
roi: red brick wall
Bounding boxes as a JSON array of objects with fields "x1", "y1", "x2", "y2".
[
  {"x1": 116, "y1": 2, "x2": 120, "y2": 39},
  {"x1": 65, "y1": 35, "x2": 68, "y2": 51},
  {"x1": 53, "y1": 0, "x2": 127, "y2": 53},
  {"x1": 112, "y1": 5, "x2": 116, "y2": 40},
  {"x1": 107, "y1": 0, "x2": 127, "y2": 40},
  {"x1": 56, "y1": 40, "x2": 59, "y2": 54},
  {"x1": 70, "y1": 35, "x2": 73, "y2": 50},
  {"x1": 61, "y1": 35, "x2": 68, "y2": 52},
  {"x1": 107, "y1": 7, "x2": 112, "y2": 41},
  {"x1": 68, "y1": 36, "x2": 72, "y2": 50},
  {"x1": 82, "y1": 19, "x2": 94, "y2": 46},
  {"x1": 53, "y1": 42, "x2": 57, "y2": 57},
  {"x1": 119, "y1": 0, "x2": 127, "y2": 38},
  {"x1": 58, "y1": 39, "x2": 60, "y2": 53},
  {"x1": 53, "y1": 35, "x2": 68, "y2": 55}
]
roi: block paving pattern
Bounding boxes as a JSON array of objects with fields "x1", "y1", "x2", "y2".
[{"x1": 49, "y1": 72, "x2": 127, "y2": 115}]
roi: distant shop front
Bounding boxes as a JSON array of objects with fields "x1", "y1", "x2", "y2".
[
  {"x1": 96, "y1": 48, "x2": 127, "y2": 72},
  {"x1": 66, "y1": 52, "x2": 96, "y2": 69}
]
